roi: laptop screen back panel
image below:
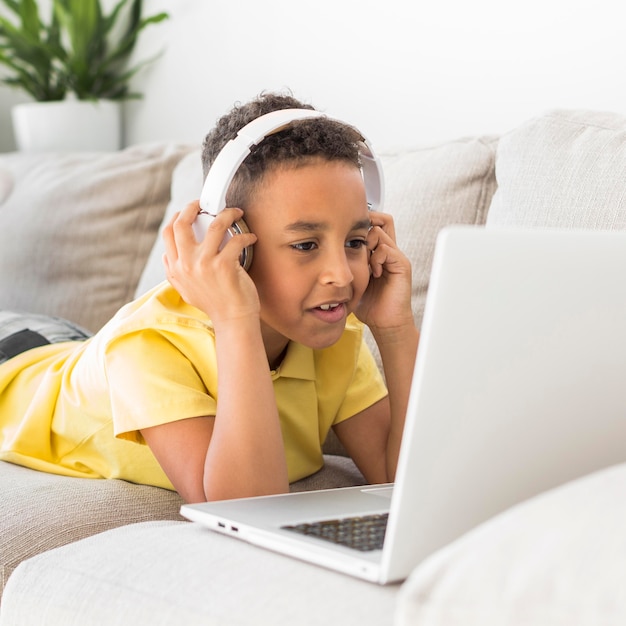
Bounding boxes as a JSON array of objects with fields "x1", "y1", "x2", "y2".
[{"x1": 381, "y1": 226, "x2": 626, "y2": 582}]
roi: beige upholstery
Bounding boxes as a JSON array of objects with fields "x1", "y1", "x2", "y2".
[
  {"x1": 487, "y1": 109, "x2": 626, "y2": 229},
  {"x1": 0, "y1": 461, "x2": 184, "y2": 598},
  {"x1": 0, "y1": 143, "x2": 194, "y2": 332},
  {"x1": 1, "y1": 520, "x2": 401, "y2": 626},
  {"x1": 7, "y1": 464, "x2": 625, "y2": 625},
  {"x1": 0, "y1": 454, "x2": 363, "y2": 599}
]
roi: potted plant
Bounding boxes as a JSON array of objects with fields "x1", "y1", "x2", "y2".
[{"x1": 0, "y1": 0, "x2": 168, "y2": 151}]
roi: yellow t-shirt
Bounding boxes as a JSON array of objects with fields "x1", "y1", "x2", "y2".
[{"x1": 0, "y1": 282, "x2": 388, "y2": 489}]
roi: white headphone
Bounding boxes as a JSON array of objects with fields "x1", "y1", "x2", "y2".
[{"x1": 193, "y1": 108, "x2": 384, "y2": 270}]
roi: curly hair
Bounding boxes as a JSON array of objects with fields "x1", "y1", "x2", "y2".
[{"x1": 201, "y1": 92, "x2": 364, "y2": 209}]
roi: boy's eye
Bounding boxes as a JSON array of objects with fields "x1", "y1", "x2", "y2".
[
  {"x1": 346, "y1": 238, "x2": 367, "y2": 250},
  {"x1": 292, "y1": 241, "x2": 317, "y2": 252}
]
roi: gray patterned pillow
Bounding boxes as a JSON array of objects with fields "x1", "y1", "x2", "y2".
[{"x1": 0, "y1": 143, "x2": 194, "y2": 332}]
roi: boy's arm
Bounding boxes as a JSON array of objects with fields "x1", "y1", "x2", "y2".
[
  {"x1": 141, "y1": 317, "x2": 289, "y2": 503},
  {"x1": 335, "y1": 210, "x2": 419, "y2": 482},
  {"x1": 142, "y1": 202, "x2": 289, "y2": 503},
  {"x1": 204, "y1": 314, "x2": 289, "y2": 501}
]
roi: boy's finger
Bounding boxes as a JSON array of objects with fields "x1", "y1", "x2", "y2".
[
  {"x1": 369, "y1": 239, "x2": 409, "y2": 278},
  {"x1": 171, "y1": 201, "x2": 203, "y2": 244},
  {"x1": 367, "y1": 223, "x2": 394, "y2": 254},
  {"x1": 368, "y1": 211, "x2": 396, "y2": 241},
  {"x1": 190, "y1": 206, "x2": 244, "y2": 246},
  {"x1": 222, "y1": 232, "x2": 258, "y2": 266},
  {"x1": 168, "y1": 201, "x2": 200, "y2": 229}
]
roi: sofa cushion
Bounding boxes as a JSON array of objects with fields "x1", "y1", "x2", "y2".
[
  {"x1": 0, "y1": 143, "x2": 194, "y2": 332},
  {"x1": 396, "y1": 462, "x2": 626, "y2": 626},
  {"x1": 289, "y1": 453, "x2": 365, "y2": 491},
  {"x1": 1, "y1": 520, "x2": 400, "y2": 625},
  {"x1": 487, "y1": 109, "x2": 626, "y2": 229}
]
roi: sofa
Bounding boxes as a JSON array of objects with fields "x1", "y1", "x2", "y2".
[{"x1": 0, "y1": 109, "x2": 625, "y2": 625}]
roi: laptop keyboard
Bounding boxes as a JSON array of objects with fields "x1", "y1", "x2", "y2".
[{"x1": 281, "y1": 512, "x2": 389, "y2": 552}]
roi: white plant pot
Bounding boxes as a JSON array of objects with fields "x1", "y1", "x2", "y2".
[{"x1": 12, "y1": 99, "x2": 122, "y2": 152}]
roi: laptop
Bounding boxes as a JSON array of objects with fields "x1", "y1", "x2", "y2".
[{"x1": 181, "y1": 226, "x2": 626, "y2": 584}]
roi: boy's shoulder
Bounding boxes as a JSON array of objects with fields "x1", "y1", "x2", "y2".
[{"x1": 101, "y1": 282, "x2": 213, "y2": 345}]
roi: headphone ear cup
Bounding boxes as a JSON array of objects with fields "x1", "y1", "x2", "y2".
[
  {"x1": 192, "y1": 212, "x2": 254, "y2": 271},
  {"x1": 226, "y1": 218, "x2": 254, "y2": 271}
]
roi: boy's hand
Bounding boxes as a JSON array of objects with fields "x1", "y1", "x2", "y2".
[
  {"x1": 162, "y1": 201, "x2": 260, "y2": 325},
  {"x1": 355, "y1": 211, "x2": 414, "y2": 338}
]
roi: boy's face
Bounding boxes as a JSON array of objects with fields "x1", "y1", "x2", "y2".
[{"x1": 244, "y1": 159, "x2": 371, "y2": 365}]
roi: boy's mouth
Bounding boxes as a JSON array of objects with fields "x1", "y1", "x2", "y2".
[{"x1": 310, "y1": 302, "x2": 347, "y2": 323}]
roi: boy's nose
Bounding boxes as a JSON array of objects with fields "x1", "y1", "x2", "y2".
[{"x1": 319, "y1": 250, "x2": 353, "y2": 286}]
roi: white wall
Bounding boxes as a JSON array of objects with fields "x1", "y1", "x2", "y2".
[{"x1": 1, "y1": 0, "x2": 625, "y2": 153}]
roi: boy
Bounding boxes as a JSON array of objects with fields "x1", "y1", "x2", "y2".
[{"x1": 0, "y1": 93, "x2": 419, "y2": 503}]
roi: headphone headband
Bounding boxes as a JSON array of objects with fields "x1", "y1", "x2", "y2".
[{"x1": 199, "y1": 108, "x2": 384, "y2": 216}]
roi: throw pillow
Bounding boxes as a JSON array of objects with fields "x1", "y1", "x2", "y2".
[
  {"x1": 487, "y1": 109, "x2": 626, "y2": 229},
  {"x1": 0, "y1": 143, "x2": 194, "y2": 332}
]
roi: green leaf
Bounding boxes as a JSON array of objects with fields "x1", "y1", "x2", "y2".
[
  {"x1": 0, "y1": 0, "x2": 169, "y2": 101},
  {"x1": 18, "y1": 0, "x2": 42, "y2": 40}
]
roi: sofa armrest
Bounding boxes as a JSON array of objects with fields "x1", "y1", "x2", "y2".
[
  {"x1": 0, "y1": 461, "x2": 184, "y2": 600},
  {"x1": 1, "y1": 520, "x2": 400, "y2": 625}
]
